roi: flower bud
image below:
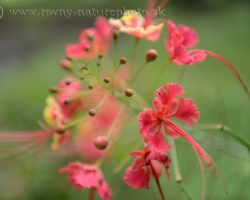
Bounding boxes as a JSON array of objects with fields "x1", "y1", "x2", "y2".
[
  {"x1": 49, "y1": 86, "x2": 58, "y2": 93},
  {"x1": 84, "y1": 46, "x2": 90, "y2": 52},
  {"x1": 103, "y1": 77, "x2": 110, "y2": 83},
  {"x1": 64, "y1": 99, "x2": 71, "y2": 105},
  {"x1": 146, "y1": 49, "x2": 158, "y2": 62},
  {"x1": 88, "y1": 85, "x2": 93, "y2": 90},
  {"x1": 120, "y1": 57, "x2": 127, "y2": 64},
  {"x1": 87, "y1": 34, "x2": 94, "y2": 41},
  {"x1": 94, "y1": 136, "x2": 108, "y2": 150},
  {"x1": 88, "y1": 109, "x2": 96, "y2": 116},
  {"x1": 60, "y1": 59, "x2": 71, "y2": 70},
  {"x1": 125, "y1": 89, "x2": 133, "y2": 97},
  {"x1": 113, "y1": 30, "x2": 120, "y2": 40},
  {"x1": 55, "y1": 126, "x2": 65, "y2": 134}
]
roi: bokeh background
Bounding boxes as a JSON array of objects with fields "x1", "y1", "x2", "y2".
[{"x1": 0, "y1": 0, "x2": 250, "y2": 199}]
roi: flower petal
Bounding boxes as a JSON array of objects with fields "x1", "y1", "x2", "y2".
[
  {"x1": 124, "y1": 167, "x2": 150, "y2": 189},
  {"x1": 177, "y1": 25, "x2": 199, "y2": 48},
  {"x1": 138, "y1": 109, "x2": 159, "y2": 138},
  {"x1": 96, "y1": 182, "x2": 112, "y2": 200},
  {"x1": 145, "y1": 126, "x2": 172, "y2": 154},
  {"x1": 170, "y1": 98, "x2": 200, "y2": 125},
  {"x1": 155, "y1": 83, "x2": 185, "y2": 106}
]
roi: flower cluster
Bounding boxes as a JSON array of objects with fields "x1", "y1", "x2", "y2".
[{"x1": 1, "y1": 0, "x2": 249, "y2": 199}]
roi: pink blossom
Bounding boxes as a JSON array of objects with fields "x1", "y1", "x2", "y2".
[
  {"x1": 139, "y1": 83, "x2": 213, "y2": 168},
  {"x1": 165, "y1": 20, "x2": 206, "y2": 65},
  {"x1": 124, "y1": 146, "x2": 171, "y2": 189},
  {"x1": 109, "y1": 0, "x2": 168, "y2": 41},
  {"x1": 56, "y1": 76, "x2": 83, "y2": 118},
  {"x1": 66, "y1": 17, "x2": 113, "y2": 60},
  {"x1": 59, "y1": 162, "x2": 112, "y2": 200}
]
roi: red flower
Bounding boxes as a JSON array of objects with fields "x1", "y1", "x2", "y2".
[
  {"x1": 165, "y1": 20, "x2": 206, "y2": 65},
  {"x1": 124, "y1": 146, "x2": 171, "y2": 189},
  {"x1": 66, "y1": 17, "x2": 113, "y2": 60},
  {"x1": 59, "y1": 162, "x2": 112, "y2": 200},
  {"x1": 139, "y1": 83, "x2": 213, "y2": 169}
]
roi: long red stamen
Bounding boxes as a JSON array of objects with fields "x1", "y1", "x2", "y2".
[
  {"x1": 190, "y1": 49, "x2": 250, "y2": 98},
  {"x1": 0, "y1": 129, "x2": 55, "y2": 168}
]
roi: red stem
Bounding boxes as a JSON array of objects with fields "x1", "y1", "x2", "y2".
[
  {"x1": 88, "y1": 188, "x2": 95, "y2": 200},
  {"x1": 150, "y1": 160, "x2": 166, "y2": 200}
]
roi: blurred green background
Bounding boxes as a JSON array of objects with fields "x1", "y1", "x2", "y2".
[{"x1": 0, "y1": 0, "x2": 250, "y2": 199}]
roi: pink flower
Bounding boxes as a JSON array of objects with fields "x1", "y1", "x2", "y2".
[
  {"x1": 66, "y1": 17, "x2": 113, "y2": 60},
  {"x1": 139, "y1": 83, "x2": 213, "y2": 169},
  {"x1": 109, "y1": 0, "x2": 168, "y2": 41},
  {"x1": 165, "y1": 20, "x2": 206, "y2": 65},
  {"x1": 59, "y1": 162, "x2": 112, "y2": 200},
  {"x1": 124, "y1": 146, "x2": 171, "y2": 189},
  {"x1": 56, "y1": 76, "x2": 83, "y2": 118}
]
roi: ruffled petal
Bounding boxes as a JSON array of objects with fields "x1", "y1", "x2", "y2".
[
  {"x1": 145, "y1": 126, "x2": 171, "y2": 154},
  {"x1": 138, "y1": 109, "x2": 159, "y2": 138},
  {"x1": 169, "y1": 98, "x2": 200, "y2": 125},
  {"x1": 155, "y1": 83, "x2": 185, "y2": 106},
  {"x1": 177, "y1": 25, "x2": 199, "y2": 48},
  {"x1": 124, "y1": 167, "x2": 150, "y2": 189},
  {"x1": 96, "y1": 182, "x2": 112, "y2": 200}
]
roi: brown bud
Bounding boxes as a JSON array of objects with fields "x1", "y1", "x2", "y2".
[
  {"x1": 113, "y1": 30, "x2": 120, "y2": 40},
  {"x1": 94, "y1": 136, "x2": 108, "y2": 150},
  {"x1": 125, "y1": 88, "x2": 133, "y2": 97},
  {"x1": 120, "y1": 57, "x2": 127, "y2": 64},
  {"x1": 49, "y1": 86, "x2": 58, "y2": 93},
  {"x1": 146, "y1": 49, "x2": 158, "y2": 62},
  {"x1": 88, "y1": 109, "x2": 96, "y2": 116},
  {"x1": 55, "y1": 126, "x2": 65, "y2": 134},
  {"x1": 103, "y1": 77, "x2": 110, "y2": 83},
  {"x1": 60, "y1": 59, "x2": 71, "y2": 70}
]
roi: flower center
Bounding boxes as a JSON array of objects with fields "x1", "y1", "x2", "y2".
[{"x1": 155, "y1": 105, "x2": 171, "y2": 119}]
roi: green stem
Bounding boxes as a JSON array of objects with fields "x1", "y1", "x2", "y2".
[
  {"x1": 131, "y1": 37, "x2": 140, "y2": 78},
  {"x1": 147, "y1": 59, "x2": 171, "y2": 98},
  {"x1": 195, "y1": 123, "x2": 250, "y2": 152},
  {"x1": 168, "y1": 138, "x2": 182, "y2": 182},
  {"x1": 168, "y1": 138, "x2": 195, "y2": 200},
  {"x1": 131, "y1": 61, "x2": 148, "y2": 85},
  {"x1": 179, "y1": 182, "x2": 196, "y2": 200}
]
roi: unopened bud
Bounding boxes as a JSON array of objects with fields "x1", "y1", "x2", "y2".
[
  {"x1": 146, "y1": 49, "x2": 158, "y2": 62},
  {"x1": 120, "y1": 57, "x2": 127, "y2": 64},
  {"x1": 88, "y1": 109, "x2": 96, "y2": 116},
  {"x1": 94, "y1": 136, "x2": 108, "y2": 150},
  {"x1": 88, "y1": 85, "x2": 93, "y2": 90},
  {"x1": 113, "y1": 30, "x2": 119, "y2": 40},
  {"x1": 97, "y1": 62, "x2": 101, "y2": 66},
  {"x1": 55, "y1": 126, "x2": 65, "y2": 134},
  {"x1": 98, "y1": 53, "x2": 103, "y2": 60},
  {"x1": 84, "y1": 46, "x2": 90, "y2": 52},
  {"x1": 103, "y1": 77, "x2": 110, "y2": 83},
  {"x1": 64, "y1": 99, "x2": 71, "y2": 105},
  {"x1": 65, "y1": 80, "x2": 71, "y2": 85},
  {"x1": 49, "y1": 86, "x2": 58, "y2": 93},
  {"x1": 125, "y1": 88, "x2": 133, "y2": 97},
  {"x1": 60, "y1": 59, "x2": 71, "y2": 70},
  {"x1": 87, "y1": 34, "x2": 94, "y2": 41}
]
